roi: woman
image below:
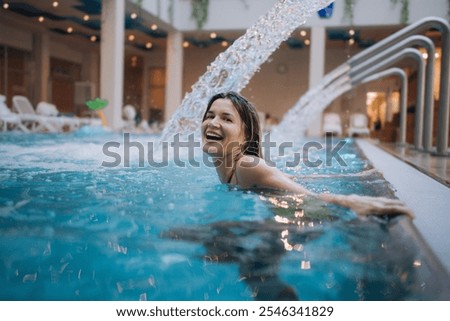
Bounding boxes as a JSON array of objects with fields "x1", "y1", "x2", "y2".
[{"x1": 201, "y1": 91, "x2": 413, "y2": 218}]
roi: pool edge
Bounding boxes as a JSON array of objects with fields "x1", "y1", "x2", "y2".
[{"x1": 356, "y1": 138, "x2": 450, "y2": 273}]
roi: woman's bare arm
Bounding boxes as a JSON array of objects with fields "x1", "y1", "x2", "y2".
[{"x1": 235, "y1": 156, "x2": 414, "y2": 219}]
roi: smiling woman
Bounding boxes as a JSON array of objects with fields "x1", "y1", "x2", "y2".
[
  {"x1": 201, "y1": 92, "x2": 261, "y2": 184},
  {"x1": 201, "y1": 91, "x2": 414, "y2": 218}
]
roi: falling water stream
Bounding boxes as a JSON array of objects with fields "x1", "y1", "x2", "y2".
[
  {"x1": 160, "y1": 0, "x2": 335, "y2": 142},
  {"x1": 1, "y1": 0, "x2": 450, "y2": 301},
  {"x1": 271, "y1": 63, "x2": 352, "y2": 142}
]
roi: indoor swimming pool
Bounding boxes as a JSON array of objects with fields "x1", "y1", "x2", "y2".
[{"x1": 0, "y1": 127, "x2": 449, "y2": 300}]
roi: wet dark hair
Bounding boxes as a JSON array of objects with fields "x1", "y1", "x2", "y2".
[{"x1": 203, "y1": 91, "x2": 262, "y2": 158}]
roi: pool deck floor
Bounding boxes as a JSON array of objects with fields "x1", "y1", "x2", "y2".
[
  {"x1": 376, "y1": 141, "x2": 450, "y2": 188},
  {"x1": 356, "y1": 139, "x2": 450, "y2": 273}
]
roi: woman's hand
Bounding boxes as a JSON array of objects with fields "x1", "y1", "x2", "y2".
[{"x1": 318, "y1": 193, "x2": 415, "y2": 219}]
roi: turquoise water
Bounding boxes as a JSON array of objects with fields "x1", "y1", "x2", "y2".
[{"x1": 0, "y1": 128, "x2": 446, "y2": 300}]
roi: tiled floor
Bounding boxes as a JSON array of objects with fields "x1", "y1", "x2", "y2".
[{"x1": 375, "y1": 142, "x2": 450, "y2": 187}]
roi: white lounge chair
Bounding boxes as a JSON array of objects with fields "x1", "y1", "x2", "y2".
[
  {"x1": 36, "y1": 101, "x2": 80, "y2": 132},
  {"x1": 348, "y1": 113, "x2": 370, "y2": 137},
  {"x1": 0, "y1": 95, "x2": 29, "y2": 132},
  {"x1": 12, "y1": 95, "x2": 59, "y2": 133},
  {"x1": 322, "y1": 112, "x2": 343, "y2": 136}
]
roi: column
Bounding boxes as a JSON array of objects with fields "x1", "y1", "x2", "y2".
[
  {"x1": 307, "y1": 26, "x2": 326, "y2": 137},
  {"x1": 164, "y1": 31, "x2": 184, "y2": 122},
  {"x1": 100, "y1": 0, "x2": 125, "y2": 130},
  {"x1": 141, "y1": 57, "x2": 150, "y2": 122},
  {"x1": 33, "y1": 33, "x2": 50, "y2": 103},
  {"x1": 81, "y1": 51, "x2": 99, "y2": 98}
]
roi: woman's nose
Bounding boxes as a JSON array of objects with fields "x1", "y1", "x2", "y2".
[{"x1": 208, "y1": 117, "x2": 220, "y2": 128}]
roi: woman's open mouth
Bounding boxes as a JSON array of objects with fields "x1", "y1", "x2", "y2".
[{"x1": 205, "y1": 132, "x2": 223, "y2": 141}]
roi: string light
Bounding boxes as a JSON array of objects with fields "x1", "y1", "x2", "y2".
[
  {"x1": 300, "y1": 30, "x2": 307, "y2": 37},
  {"x1": 38, "y1": 16, "x2": 45, "y2": 23},
  {"x1": 3, "y1": 2, "x2": 9, "y2": 9},
  {"x1": 183, "y1": 41, "x2": 190, "y2": 48},
  {"x1": 130, "y1": 12, "x2": 137, "y2": 19},
  {"x1": 128, "y1": 34, "x2": 135, "y2": 41},
  {"x1": 209, "y1": 32, "x2": 217, "y2": 39},
  {"x1": 90, "y1": 35, "x2": 97, "y2": 42},
  {"x1": 52, "y1": 1, "x2": 59, "y2": 8},
  {"x1": 150, "y1": 24, "x2": 158, "y2": 31},
  {"x1": 145, "y1": 42, "x2": 153, "y2": 49},
  {"x1": 83, "y1": 15, "x2": 90, "y2": 21},
  {"x1": 67, "y1": 27, "x2": 73, "y2": 33}
]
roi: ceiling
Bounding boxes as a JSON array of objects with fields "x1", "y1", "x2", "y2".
[
  {"x1": 1, "y1": 0, "x2": 169, "y2": 52},
  {"x1": 1, "y1": 0, "x2": 441, "y2": 53}
]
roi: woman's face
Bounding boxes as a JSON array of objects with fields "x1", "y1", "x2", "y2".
[{"x1": 201, "y1": 98, "x2": 245, "y2": 158}]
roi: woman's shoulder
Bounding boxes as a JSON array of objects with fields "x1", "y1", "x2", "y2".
[
  {"x1": 236, "y1": 155, "x2": 268, "y2": 169},
  {"x1": 234, "y1": 155, "x2": 278, "y2": 187}
]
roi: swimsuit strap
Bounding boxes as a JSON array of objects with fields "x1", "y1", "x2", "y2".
[
  {"x1": 227, "y1": 164, "x2": 237, "y2": 184},
  {"x1": 227, "y1": 158, "x2": 240, "y2": 184},
  {"x1": 227, "y1": 153, "x2": 244, "y2": 184}
]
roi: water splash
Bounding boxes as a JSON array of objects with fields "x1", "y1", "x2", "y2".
[
  {"x1": 160, "y1": 0, "x2": 334, "y2": 142},
  {"x1": 271, "y1": 63, "x2": 352, "y2": 142}
]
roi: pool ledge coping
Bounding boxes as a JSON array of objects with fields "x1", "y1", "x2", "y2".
[{"x1": 356, "y1": 139, "x2": 450, "y2": 273}]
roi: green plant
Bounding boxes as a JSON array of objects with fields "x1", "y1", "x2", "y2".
[
  {"x1": 191, "y1": 0, "x2": 209, "y2": 29},
  {"x1": 391, "y1": 0, "x2": 409, "y2": 24},
  {"x1": 168, "y1": 0, "x2": 174, "y2": 24},
  {"x1": 343, "y1": 0, "x2": 357, "y2": 24}
]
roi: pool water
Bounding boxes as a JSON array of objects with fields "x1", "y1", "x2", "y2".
[{"x1": 0, "y1": 128, "x2": 448, "y2": 300}]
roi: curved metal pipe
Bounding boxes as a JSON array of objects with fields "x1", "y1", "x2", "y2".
[
  {"x1": 348, "y1": 16, "x2": 447, "y2": 66},
  {"x1": 349, "y1": 35, "x2": 435, "y2": 150},
  {"x1": 356, "y1": 68, "x2": 408, "y2": 145},
  {"x1": 351, "y1": 48, "x2": 425, "y2": 149},
  {"x1": 348, "y1": 16, "x2": 449, "y2": 155}
]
